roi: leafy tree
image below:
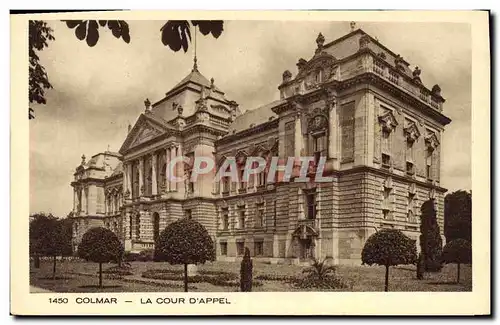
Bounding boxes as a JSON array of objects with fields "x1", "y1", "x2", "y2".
[
  {"x1": 29, "y1": 20, "x2": 55, "y2": 119},
  {"x1": 78, "y1": 227, "x2": 124, "y2": 288},
  {"x1": 156, "y1": 218, "x2": 215, "y2": 292},
  {"x1": 28, "y1": 20, "x2": 224, "y2": 119},
  {"x1": 240, "y1": 247, "x2": 253, "y2": 292},
  {"x1": 29, "y1": 213, "x2": 72, "y2": 278},
  {"x1": 442, "y1": 238, "x2": 472, "y2": 283},
  {"x1": 444, "y1": 190, "x2": 472, "y2": 242},
  {"x1": 420, "y1": 199, "x2": 443, "y2": 272},
  {"x1": 362, "y1": 229, "x2": 417, "y2": 292}
]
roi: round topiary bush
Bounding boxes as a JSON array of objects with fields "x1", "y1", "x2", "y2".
[
  {"x1": 362, "y1": 229, "x2": 417, "y2": 292},
  {"x1": 78, "y1": 227, "x2": 124, "y2": 288},
  {"x1": 442, "y1": 238, "x2": 472, "y2": 283},
  {"x1": 155, "y1": 218, "x2": 215, "y2": 292}
]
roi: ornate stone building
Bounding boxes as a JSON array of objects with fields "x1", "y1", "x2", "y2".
[{"x1": 70, "y1": 28, "x2": 451, "y2": 264}]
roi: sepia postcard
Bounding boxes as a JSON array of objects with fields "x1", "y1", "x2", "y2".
[{"x1": 11, "y1": 10, "x2": 490, "y2": 316}]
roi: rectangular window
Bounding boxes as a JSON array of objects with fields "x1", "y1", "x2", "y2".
[
  {"x1": 255, "y1": 203, "x2": 265, "y2": 228},
  {"x1": 220, "y1": 242, "x2": 227, "y2": 256},
  {"x1": 238, "y1": 209, "x2": 246, "y2": 229},
  {"x1": 406, "y1": 161, "x2": 415, "y2": 175},
  {"x1": 258, "y1": 170, "x2": 266, "y2": 187},
  {"x1": 236, "y1": 241, "x2": 245, "y2": 256},
  {"x1": 340, "y1": 102, "x2": 355, "y2": 162},
  {"x1": 382, "y1": 187, "x2": 392, "y2": 218},
  {"x1": 285, "y1": 121, "x2": 295, "y2": 158},
  {"x1": 222, "y1": 177, "x2": 230, "y2": 193},
  {"x1": 312, "y1": 132, "x2": 327, "y2": 164},
  {"x1": 382, "y1": 153, "x2": 391, "y2": 168},
  {"x1": 239, "y1": 168, "x2": 246, "y2": 190},
  {"x1": 406, "y1": 139, "x2": 414, "y2": 162},
  {"x1": 426, "y1": 149, "x2": 433, "y2": 180},
  {"x1": 185, "y1": 209, "x2": 192, "y2": 220},
  {"x1": 221, "y1": 207, "x2": 229, "y2": 230},
  {"x1": 381, "y1": 129, "x2": 391, "y2": 154},
  {"x1": 306, "y1": 192, "x2": 317, "y2": 219},
  {"x1": 254, "y1": 241, "x2": 264, "y2": 256}
]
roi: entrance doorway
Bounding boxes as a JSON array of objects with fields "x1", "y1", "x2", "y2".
[{"x1": 299, "y1": 237, "x2": 314, "y2": 260}]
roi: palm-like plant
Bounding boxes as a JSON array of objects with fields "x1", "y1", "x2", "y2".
[{"x1": 302, "y1": 257, "x2": 336, "y2": 281}]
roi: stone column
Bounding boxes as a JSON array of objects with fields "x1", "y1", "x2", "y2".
[
  {"x1": 139, "y1": 157, "x2": 144, "y2": 197},
  {"x1": 172, "y1": 145, "x2": 178, "y2": 191},
  {"x1": 166, "y1": 147, "x2": 171, "y2": 192},
  {"x1": 123, "y1": 162, "x2": 129, "y2": 197},
  {"x1": 176, "y1": 144, "x2": 184, "y2": 193},
  {"x1": 127, "y1": 163, "x2": 132, "y2": 198},
  {"x1": 81, "y1": 188, "x2": 87, "y2": 214},
  {"x1": 73, "y1": 188, "x2": 77, "y2": 213},
  {"x1": 329, "y1": 104, "x2": 337, "y2": 160},
  {"x1": 152, "y1": 153, "x2": 158, "y2": 196}
]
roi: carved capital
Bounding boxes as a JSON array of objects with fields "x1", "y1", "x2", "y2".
[{"x1": 378, "y1": 111, "x2": 398, "y2": 133}]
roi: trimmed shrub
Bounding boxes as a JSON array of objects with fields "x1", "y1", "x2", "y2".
[
  {"x1": 442, "y1": 238, "x2": 472, "y2": 283},
  {"x1": 291, "y1": 257, "x2": 350, "y2": 290},
  {"x1": 102, "y1": 265, "x2": 134, "y2": 276},
  {"x1": 420, "y1": 199, "x2": 443, "y2": 272},
  {"x1": 155, "y1": 219, "x2": 215, "y2": 292},
  {"x1": 240, "y1": 247, "x2": 253, "y2": 292},
  {"x1": 138, "y1": 249, "x2": 155, "y2": 262},
  {"x1": 362, "y1": 229, "x2": 417, "y2": 291},
  {"x1": 78, "y1": 227, "x2": 124, "y2": 288}
]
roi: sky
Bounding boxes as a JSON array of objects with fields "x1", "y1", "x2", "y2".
[{"x1": 29, "y1": 20, "x2": 471, "y2": 217}]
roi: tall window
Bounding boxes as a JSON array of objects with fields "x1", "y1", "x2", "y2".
[
  {"x1": 312, "y1": 132, "x2": 327, "y2": 164},
  {"x1": 221, "y1": 207, "x2": 229, "y2": 230},
  {"x1": 238, "y1": 167, "x2": 246, "y2": 191},
  {"x1": 381, "y1": 129, "x2": 391, "y2": 167},
  {"x1": 258, "y1": 169, "x2": 266, "y2": 187},
  {"x1": 382, "y1": 187, "x2": 392, "y2": 220},
  {"x1": 236, "y1": 241, "x2": 245, "y2": 256},
  {"x1": 187, "y1": 171, "x2": 195, "y2": 194},
  {"x1": 254, "y1": 240, "x2": 264, "y2": 256},
  {"x1": 406, "y1": 139, "x2": 415, "y2": 175},
  {"x1": 306, "y1": 191, "x2": 317, "y2": 219},
  {"x1": 407, "y1": 193, "x2": 417, "y2": 223},
  {"x1": 220, "y1": 242, "x2": 228, "y2": 256},
  {"x1": 185, "y1": 209, "x2": 192, "y2": 220},
  {"x1": 426, "y1": 149, "x2": 433, "y2": 180},
  {"x1": 222, "y1": 176, "x2": 230, "y2": 193},
  {"x1": 255, "y1": 203, "x2": 265, "y2": 228},
  {"x1": 238, "y1": 208, "x2": 246, "y2": 229},
  {"x1": 340, "y1": 102, "x2": 355, "y2": 162},
  {"x1": 285, "y1": 121, "x2": 295, "y2": 158}
]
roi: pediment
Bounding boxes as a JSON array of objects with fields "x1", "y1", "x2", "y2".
[
  {"x1": 297, "y1": 52, "x2": 336, "y2": 79},
  {"x1": 119, "y1": 114, "x2": 173, "y2": 154}
]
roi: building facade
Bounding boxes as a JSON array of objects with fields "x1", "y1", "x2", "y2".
[{"x1": 70, "y1": 29, "x2": 451, "y2": 264}]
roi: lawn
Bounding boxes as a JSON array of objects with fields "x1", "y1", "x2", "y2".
[{"x1": 30, "y1": 259, "x2": 472, "y2": 293}]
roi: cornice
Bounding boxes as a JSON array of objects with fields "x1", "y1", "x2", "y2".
[
  {"x1": 216, "y1": 118, "x2": 279, "y2": 145},
  {"x1": 328, "y1": 72, "x2": 451, "y2": 126}
]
